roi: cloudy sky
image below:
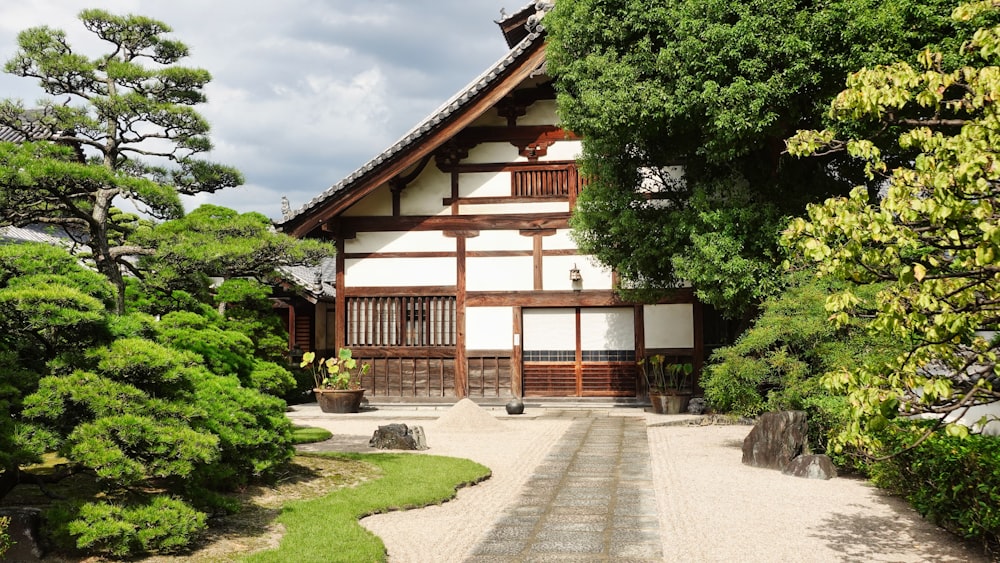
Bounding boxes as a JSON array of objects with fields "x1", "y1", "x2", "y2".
[{"x1": 0, "y1": 1, "x2": 521, "y2": 220}]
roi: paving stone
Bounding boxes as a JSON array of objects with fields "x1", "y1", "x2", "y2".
[{"x1": 466, "y1": 413, "x2": 663, "y2": 562}]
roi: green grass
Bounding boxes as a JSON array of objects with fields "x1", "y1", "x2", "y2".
[
  {"x1": 290, "y1": 425, "x2": 333, "y2": 444},
  {"x1": 244, "y1": 453, "x2": 491, "y2": 563}
]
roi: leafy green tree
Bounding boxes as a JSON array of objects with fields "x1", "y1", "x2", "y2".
[
  {"x1": 0, "y1": 9, "x2": 242, "y2": 313},
  {"x1": 545, "y1": 0, "x2": 983, "y2": 320},
  {"x1": 785, "y1": 1, "x2": 1000, "y2": 454},
  {"x1": 0, "y1": 243, "x2": 293, "y2": 556}
]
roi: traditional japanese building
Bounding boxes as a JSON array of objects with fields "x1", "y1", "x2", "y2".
[{"x1": 276, "y1": 1, "x2": 703, "y2": 401}]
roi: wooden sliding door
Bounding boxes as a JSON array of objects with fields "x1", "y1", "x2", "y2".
[{"x1": 522, "y1": 307, "x2": 637, "y2": 397}]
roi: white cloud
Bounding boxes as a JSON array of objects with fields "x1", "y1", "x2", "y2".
[{"x1": 0, "y1": 0, "x2": 515, "y2": 220}]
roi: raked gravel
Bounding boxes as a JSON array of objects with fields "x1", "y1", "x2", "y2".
[{"x1": 288, "y1": 403, "x2": 987, "y2": 562}]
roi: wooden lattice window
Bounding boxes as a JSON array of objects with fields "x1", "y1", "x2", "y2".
[
  {"x1": 511, "y1": 167, "x2": 575, "y2": 197},
  {"x1": 346, "y1": 295, "x2": 457, "y2": 347}
]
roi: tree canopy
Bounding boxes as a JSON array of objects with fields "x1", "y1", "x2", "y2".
[
  {"x1": 0, "y1": 9, "x2": 242, "y2": 312},
  {"x1": 785, "y1": 1, "x2": 1000, "y2": 454},
  {"x1": 545, "y1": 0, "x2": 985, "y2": 319}
]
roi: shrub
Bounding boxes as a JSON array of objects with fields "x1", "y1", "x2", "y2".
[
  {"x1": 0, "y1": 515, "x2": 12, "y2": 558},
  {"x1": 250, "y1": 360, "x2": 297, "y2": 397},
  {"x1": 702, "y1": 272, "x2": 900, "y2": 453},
  {"x1": 190, "y1": 373, "x2": 294, "y2": 490},
  {"x1": 50, "y1": 497, "x2": 207, "y2": 557},
  {"x1": 870, "y1": 429, "x2": 1000, "y2": 554}
]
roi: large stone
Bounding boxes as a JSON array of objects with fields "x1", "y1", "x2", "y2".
[
  {"x1": 369, "y1": 423, "x2": 428, "y2": 450},
  {"x1": 687, "y1": 397, "x2": 707, "y2": 415},
  {"x1": 742, "y1": 410, "x2": 808, "y2": 470},
  {"x1": 782, "y1": 454, "x2": 838, "y2": 480},
  {"x1": 0, "y1": 507, "x2": 44, "y2": 562}
]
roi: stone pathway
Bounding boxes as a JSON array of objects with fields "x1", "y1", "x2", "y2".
[{"x1": 465, "y1": 410, "x2": 661, "y2": 562}]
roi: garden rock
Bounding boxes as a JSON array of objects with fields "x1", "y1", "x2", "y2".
[
  {"x1": 0, "y1": 507, "x2": 43, "y2": 561},
  {"x1": 741, "y1": 410, "x2": 808, "y2": 470},
  {"x1": 687, "y1": 397, "x2": 707, "y2": 414},
  {"x1": 369, "y1": 423, "x2": 428, "y2": 450},
  {"x1": 782, "y1": 454, "x2": 838, "y2": 480}
]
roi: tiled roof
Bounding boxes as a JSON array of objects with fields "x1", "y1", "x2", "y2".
[
  {"x1": 0, "y1": 224, "x2": 76, "y2": 247},
  {"x1": 277, "y1": 3, "x2": 551, "y2": 228},
  {"x1": 277, "y1": 257, "x2": 337, "y2": 298},
  {"x1": 0, "y1": 122, "x2": 52, "y2": 143}
]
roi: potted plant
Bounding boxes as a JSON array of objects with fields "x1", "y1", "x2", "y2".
[
  {"x1": 638, "y1": 354, "x2": 694, "y2": 414},
  {"x1": 301, "y1": 348, "x2": 371, "y2": 413}
]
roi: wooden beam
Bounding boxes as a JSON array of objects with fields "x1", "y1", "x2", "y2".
[
  {"x1": 453, "y1": 125, "x2": 579, "y2": 145},
  {"x1": 465, "y1": 288, "x2": 696, "y2": 307},
  {"x1": 337, "y1": 213, "x2": 570, "y2": 233},
  {"x1": 442, "y1": 159, "x2": 577, "y2": 174},
  {"x1": 344, "y1": 286, "x2": 457, "y2": 297}
]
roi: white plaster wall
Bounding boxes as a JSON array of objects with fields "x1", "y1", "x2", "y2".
[
  {"x1": 343, "y1": 183, "x2": 392, "y2": 216},
  {"x1": 580, "y1": 308, "x2": 634, "y2": 350},
  {"x1": 466, "y1": 306, "x2": 514, "y2": 350},
  {"x1": 523, "y1": 308, "x2": 576, "y2": 351},
  {"x1": 546, "y1": 229, "x2": 578, "y2": 250},
  {"x1": 644, "y1": 304, "x2": 695, "y2": 348},
  {"x1": 460, "y1": 202, "x2": 569, "y2": 215},
  {"x1": 344, "y1": 257, "x2": 455, "y2": 287},
  {"x1": 542, "y1": 255, "x2": 613, "y2": 291},
  {"x1": 464, "y1": 142, "x2": 520, "y2": 164},
  {"x1": 467, "y1": 256, "x2": 533, "y2": 291},
  {"x1": 400, "y1": 170, "x2": 451, "y2": 216},
  {"x1": 519, "y1": 100, "x2": 559, "y2": 126},
  {"x1": 459, "y1": 172, "x2": 511, "y2": 198},
  {"x1": 345, "y1": 230, "x2": 454, "y2": 254},
  {"x1": 540, "y1": 140, "x2": 582, "y2": 162},
  {"x1": 466, "y1": 230, "x2": 533, "y2": 252}
]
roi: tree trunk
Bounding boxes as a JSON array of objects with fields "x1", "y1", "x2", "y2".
[{"x1": 91, "y1": 189, "x2": 126, "y2": 315}]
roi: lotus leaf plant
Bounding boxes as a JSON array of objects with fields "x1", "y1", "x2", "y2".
[{"x1": 301, "y1": 348, "x2": 370, "y2": 390}]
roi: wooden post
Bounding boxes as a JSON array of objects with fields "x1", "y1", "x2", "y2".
[
  {"x1": 455, "y1": 236, "x2": 468, "y2": 398},
  {"x1": 512, "y1": 306, "x2": 522, "y2": 397}
]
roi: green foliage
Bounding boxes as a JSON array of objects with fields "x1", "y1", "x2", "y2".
[
  {"x1": 247, "y1": 453, "x2": 490, "y2": 563},
  {"x1": 157, "y1": 310, "x2": 255, "y2": 383},
  {"x1": 638, "y1": 354, "x2": 693, "y2": 392},
  {"x1": 136, "y1": 205, "x2": 334, "y2": 287},
  {"x1": 869, "y1": 429, "x2": 1000, "y2": 552},
  {"x1": 785, "y1": 2, "x2": 1000, "y2": 453},
  {"x1": 250, "y1": 360, "x2": 297, "y2": 397},
  {"x1": 290, "y1": 426, "x2": 333, "y2": 445},
  {"x1": 189, "y1": 373, "x2": 293, "y2": 490},
  {"x1": 704, "y1": 274, "x2": 891, "y2": 415},
  {"x1": 547, "y1": 0, "x2": 980, "y2": 318},
  {"x1": 216, "y1": 278, "x2": 293, "y2": 365},
  {"x1": 50, "y1": 496, "x2": 207, "y2": 557},
  {"x1": 703, "y1": 272, "x2": 899, "y2": 460},
  {"x1": 0, "y1": 515, "x2": 12, "y2": 558},
  {"x1": 301, "y1": 349, "x2": 370, "y2": 390}
]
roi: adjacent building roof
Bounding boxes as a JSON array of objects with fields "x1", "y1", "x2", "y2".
[
  {"x1": 277, "y1": 0, "x2": 553, "y2": 236},
  {"x1": 279, "y1": 258, "x2": 337, "y2": 299}
]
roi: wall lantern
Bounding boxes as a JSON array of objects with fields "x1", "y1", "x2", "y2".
[{"x1": 569, "y1": 264, "x2": 582, "y2": 282}]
